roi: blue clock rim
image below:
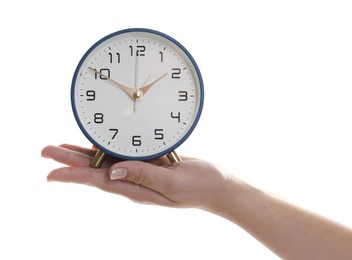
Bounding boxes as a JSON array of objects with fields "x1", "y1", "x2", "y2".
[{"x1": 71, "y1": 28, "x2": 204, "y2": 161}]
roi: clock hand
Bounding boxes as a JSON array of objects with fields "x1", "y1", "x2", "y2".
[
  {"x1": 138, "y1": 72, "x2": 168, "y2": 96},
  {"x1": 133, "y1": 55, "x2": 140, "y2": 111},
  {"x1": 88, "y1": 67, "x2": 135, "y2": 100},
  {"x1": 132, "y1": 73, "x2": 167, "y2": 112},
  {"x1": 134, "y1": 54, "x2": 139, "y2": 90},
  {"x1": 133, "y1": 74, "x2": 151, "y2": 111}
]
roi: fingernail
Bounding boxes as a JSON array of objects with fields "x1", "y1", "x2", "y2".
[{"x1": 110, "y1": 168, "x2": 128, "y2": 180}]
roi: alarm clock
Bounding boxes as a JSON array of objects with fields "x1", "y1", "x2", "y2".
[{"x1": 71, "y1": 28, "x2": 204, "y2": 167}]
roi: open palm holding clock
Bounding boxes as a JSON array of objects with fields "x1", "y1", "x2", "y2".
[{"x1": 42, "y1": 29, "x2": 352, "y2": 259}]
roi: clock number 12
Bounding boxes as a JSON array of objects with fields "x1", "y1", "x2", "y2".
[{"x1": 129, "y1": 45, "x2": 146, "y2": 56}]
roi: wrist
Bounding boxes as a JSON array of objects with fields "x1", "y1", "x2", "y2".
[{"x1": 205, "y1": 176, "x2": 258, "y2": 225}]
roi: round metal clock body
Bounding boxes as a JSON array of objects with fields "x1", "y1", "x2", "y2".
[{"x1": 71, "y1": 28, "x2": 204, "y2": 161}]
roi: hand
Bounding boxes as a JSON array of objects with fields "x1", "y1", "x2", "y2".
[
  {"x1": 41, "y1": 144, "x2": 231, "y2": 210},
  {"x1": 42, "y1": 144, "x2": 352, "y2": 259}
]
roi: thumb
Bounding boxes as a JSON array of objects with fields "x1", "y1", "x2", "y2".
[{"x1": 109, "y1": 161, "x2": 174, "y2": 193}]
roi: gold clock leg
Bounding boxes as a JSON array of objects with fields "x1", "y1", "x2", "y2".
[
  {"x1": 167, "y1": 150, "x2": 182, "y2": 163},
  {"x1": 90, "y1": 149, "x2": 107, "y2": 168}
]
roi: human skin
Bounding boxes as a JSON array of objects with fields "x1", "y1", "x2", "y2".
[{"x1": 42, "y1": 144, "x2": 352, "y2": 259}]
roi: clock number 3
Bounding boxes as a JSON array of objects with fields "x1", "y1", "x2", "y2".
[{"x1": 178, "y1": 91, "x2": 188, "y2": 101}]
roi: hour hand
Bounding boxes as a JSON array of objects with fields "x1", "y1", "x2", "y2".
[
  {"x1": 139, "y1": 72, "x2": 168, "y2": 96},
  {"x1": 88, "y1": 67, "x2": 135, "y2": 100}
]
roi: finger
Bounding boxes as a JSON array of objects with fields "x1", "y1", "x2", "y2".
[
  {"x1": 59, "y1": 143, "x2": 97, "y2": 157},
  {"x1": 147, "y1": 155, "x2": 170, "y2": 166},
  {"x1": 47, "y1": 166, "x2": 108, "y2": 185},
  {"x1": 48, "y1": 166, "x2": 175, "y2": 206},
  {"x1": 109, "y1": 161, "x2": 176, "y2": 194},
  {"x1": 59, "y1": 144, "x2": 121, "y2": 167},
  {"x1": 148, "y1": 154, "x2": 194, "y2": 166},
  {"x1": 42, "y1": 145, "x2": 91, "y2": 167}
]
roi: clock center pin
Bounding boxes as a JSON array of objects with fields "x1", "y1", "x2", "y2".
[{"x1": 133, "y1": 90, "x2": 143, "y2": 100}]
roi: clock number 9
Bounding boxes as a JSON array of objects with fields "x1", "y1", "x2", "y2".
[{"x1": 86, "y1": 90, "x2": 95, "y2": 101}]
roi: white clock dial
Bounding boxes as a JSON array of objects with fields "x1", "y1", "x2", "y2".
[{"x1": 71, "y1": 28, "x2": 204, "y2": 160}]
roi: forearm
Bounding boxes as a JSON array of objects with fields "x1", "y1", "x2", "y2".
[{"x1": 210, "y1": 178, "x2": 352, "y2": 259}]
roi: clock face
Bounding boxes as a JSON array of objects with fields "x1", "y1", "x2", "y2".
[{"x1": 71, "y1": 28, "x2": 204, "y2": 160}]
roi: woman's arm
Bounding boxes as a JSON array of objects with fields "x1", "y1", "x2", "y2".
[
  {"x1": 212, "y1": 179, "x2": 352, "y2": 259},
  {"x1": 42, "y1": 144, "x2": 352, "y2": 259}
]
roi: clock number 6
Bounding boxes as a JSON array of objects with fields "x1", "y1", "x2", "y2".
[{"x1": 132, "y1": 135, "x2": 142, "y2": 146}]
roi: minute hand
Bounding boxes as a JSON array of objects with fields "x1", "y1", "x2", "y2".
[
  {"x1": 139, "y1": 73, "x2": 168, "y2": 96},
  {"x1": 88, "y1": 67, "x2": 135, "y2": 100}
]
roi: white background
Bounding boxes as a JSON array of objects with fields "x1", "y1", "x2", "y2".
[{"x1": 1, "y1": 1, "x2": 352, "y2": 259}]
